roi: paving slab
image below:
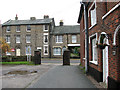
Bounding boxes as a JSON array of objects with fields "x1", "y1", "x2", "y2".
[{"x1": 27, "y1": 65, "x2": 97, "y2": 88}]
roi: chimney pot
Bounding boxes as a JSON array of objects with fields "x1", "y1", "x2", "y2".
[
  {"x1": 15, "y1": 14, "x2": 18, "y2": 20},
  {"x1": 44, "y1": 15, "x2": 49, "y2": 19},
  {"x1": 60, "y1": 20, "x2": 64, "y2": 26}
]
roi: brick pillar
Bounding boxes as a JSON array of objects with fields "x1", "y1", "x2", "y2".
[
  {"x1": 34, "y1": 50, "x2": 41, "y2": 65},
  {"x1": 63, "y1": 49, "x2": 70, "y2": 65}
]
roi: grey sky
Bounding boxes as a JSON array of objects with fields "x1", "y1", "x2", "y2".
[{"x1": 0, "y1": 0, "x2": 81, "y2": 25}]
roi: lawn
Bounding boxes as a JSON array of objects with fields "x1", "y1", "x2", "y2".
[{"x1": 0, "y1": 61, "x2": 34, "y2": 65}]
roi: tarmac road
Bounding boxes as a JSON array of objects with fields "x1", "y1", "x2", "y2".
[{"x1": 27, "y1": 65, "x2": 97, "y2": 88}]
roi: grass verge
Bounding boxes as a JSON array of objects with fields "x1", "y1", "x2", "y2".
[{"x1": 0, "y1": 61, "x2": 34, "y2": 65}]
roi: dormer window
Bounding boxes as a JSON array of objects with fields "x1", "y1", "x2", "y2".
[
  {"x1": 26, "y1": 25, "x2": 31, "y2": 32},
  {"x1": 6, "y1": 26, "x2": 10, "y2": 32}
]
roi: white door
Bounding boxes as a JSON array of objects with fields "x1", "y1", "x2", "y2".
[
  {"x1": 16, "y1": 49, "x2": 20, "y2": 56},
  {"x1": 103, "y1": 44, "x2": 108, "y2": 85}
]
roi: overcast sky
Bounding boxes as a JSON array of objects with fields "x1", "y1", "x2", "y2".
[{"x1": 0, "y1": 0, "x2": 81, "y2": 25}]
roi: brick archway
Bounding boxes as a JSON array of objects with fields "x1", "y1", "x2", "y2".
[{"x1": 113, "y1": 25, "x2": 120, "y2": 46}]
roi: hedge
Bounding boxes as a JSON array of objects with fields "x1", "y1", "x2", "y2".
[{"x1": 1, "y1": 56, "x2": 34, "y2": 62}]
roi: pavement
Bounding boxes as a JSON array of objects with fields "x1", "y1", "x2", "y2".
[{"x1": 27, "y1": 65, "x2": 97, "y2": 88}]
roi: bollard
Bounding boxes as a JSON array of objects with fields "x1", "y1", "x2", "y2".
[
  {"x1": 63, "y1": 49, "x2": 70, "y2": 65},
  {"x1": 34, "y1": 50, "x2": 41, "y2": 65}
]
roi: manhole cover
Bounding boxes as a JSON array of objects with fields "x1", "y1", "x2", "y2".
[{"x1": 4, "y1": 70, "x2": 37, "y2": 75}]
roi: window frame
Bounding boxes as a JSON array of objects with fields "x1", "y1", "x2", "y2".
[
  {"x1": 89, "y1": 33, "x2": 98, "y2": 65},
  {"x1": 26, "y1": 25, "x2": 31, "y2": 32},
  {"x1": 44, "y1": 45, "x2": 48, "y2": 55},
  {"x1": 26, "y1": 35, "x2": 31, "y2": 43},
  {"x1": 43, "y1": 33, "x2": 48, "y2": 44},
  {"x1": 72, "y1": 35, "x2": 77, "y2": 43},
  {"x1": 6, "y1": 35, "x2": 10, "y2": 43},
  {"x1": 43, "y1": 25, "x2": 48, "y2": 31},
  {"x1": 56, "y1": 35, "x2": 63, "y2": 43},
  {"x1": 88, "y1": 1, "x2": 97, "y2": 29},
  {"x1": 16, "y1": 26, "x2": 20, "y2": 32},
  {"x1": 53, "y1": 47, "x2": 61, "y2": 55},
  {"x1": 6, "y1": 26, "x2": 11, "y2": 32},
  {"x1": 16, "y1": 35, "x2": 20, "y2": 43}
]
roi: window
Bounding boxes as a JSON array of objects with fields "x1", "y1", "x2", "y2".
[
  {"x1": 44, "y1": 45, "x2": 48, "y2": 55},
  {"x1": 91, "y1": 37, "x2": 98, "y2": 62},
  {"x1": 56, "y1": 35, "x2": 63, "y2": 43},
  {"x1": 72, "y1": 35, "x2": 77, "y2": 43},
  {"x1": 16, "y1": 35, "x2": 20, "y2": 43},
  {"x1": 26, "y1": 35, "x2": 31, "y2": 43},
  {"x1": 26, "y1": 46, "x2": 31, "y2": 55},
  {"x1": 89, "y1": 2, "x2": 97, "y2": 28},
  {"x1": 53, "y1": 47, "x2": 61, "y2": 55},
  {"x1": 16, "y1": 49, "x2": 20, "y2": 56},
  {"x1": 44, "y1": 25, "x2": 48, "y2": 31},
  {"x1": 6, "y1": 35, "x2": 10, "y2": 43},
  {"x1": 6, "y1": 26, "x2": 10, "y2": 32},
  {"x1": 16, "y1": 26, "x2": 20, "y2": 32},
  {"x1": 26, "y1": 25, "x2": 31, "y2": 32},
  {"x1": 44, "y1": 33, "x2": 48, "y2": 44}
]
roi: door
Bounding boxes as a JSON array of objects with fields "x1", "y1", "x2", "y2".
[{"x1": 16, "y1": 49, "x2": 20, "y2": 56}]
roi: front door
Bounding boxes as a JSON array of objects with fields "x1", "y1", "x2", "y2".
[{"x1": 16, "y1": 49, "x2": 20, "y2": 56}]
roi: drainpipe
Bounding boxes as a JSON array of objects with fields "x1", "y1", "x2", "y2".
[{"x1": 80, "y1": 2, "x2": 89, "y2": 74}]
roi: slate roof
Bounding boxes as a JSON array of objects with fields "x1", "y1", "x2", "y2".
[
  {"x1": 2, "y1": 18, "x2": 53, "y2": 26},
  {"x1": 51, "y1": 25, "x2": 80, "y2": 34}
]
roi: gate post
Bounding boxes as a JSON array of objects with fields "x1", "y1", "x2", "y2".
[
  {"x1": 34, "y1": 50, "x2": 41, "y2": 65},
  {"x1": 63, "y1": 49, "x2": 70, "y2": 65}
]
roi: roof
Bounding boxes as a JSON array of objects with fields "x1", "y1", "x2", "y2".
[
  {"x1": 51, "y1": 25, "x2": 80, "y2": 35},
  {"x1": 77, "y1": 2, "x2": 90, "y2": 23},
  {"x1": 2, "y1": 18, "x2": 54, "y2": 26}
]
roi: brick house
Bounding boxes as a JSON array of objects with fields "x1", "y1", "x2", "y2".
[
  {"x1": 78, "y1": 1, "x2": 120, "y2": 89},
  {"x1": 2, "y1": 16, "x2": 80, "y2": 58},
  {"x1": 50, "y1": 20, "x2": 80, "y2": 58},
  {"x1": 2, "y1": 15, "x2": 55, "y2": 57}
]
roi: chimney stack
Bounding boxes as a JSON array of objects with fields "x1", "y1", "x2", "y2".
[
  {"x1": 44, "y1": 15, "x2": 49, "y2": 19},
  {"x1": 30, "y1": 17, "x2": 36, "y2": 20},
  {"x1": 60, "y1": 20, "x2": 64, "y2": 26},
  {"x1": 15, "y1": 14, "x2": 18, "y2": 20}
]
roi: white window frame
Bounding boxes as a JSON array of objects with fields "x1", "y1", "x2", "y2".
[
  {"x1": 6, "y1": 35, "x2": 10, "y2": 43},
  {"x1": 16, "y1": 35, "x2": 20, "y2": 43},
  {"x1": 16, "y1": 26, "x2": 20, "y2": 32},
  {"x1": 43, "y1": 25, "x2": 48, "y2": 31},
  {"x1": 44, "y1": 45, "x2": 48, "y2": 55},
  {"x1": 72, "y1": 35, "x2": 77, "y2": 43},
  {"x1": 53, "y1": 47, "x2": 61, "y2": 55},
  {"x1": 43, "y1": 33, "x2": 48, "y2": 44},
  {"x1": 88, "y1": 1, "x2": 97, "y2": 30},
  {"x1": 56, "y1": 35, "x2": 63, "y2": 43},
  {"x1": 26, "y1": 35, "x2": 31, "y2": 43},
  {"x1": 26, "y1": 25, "x2": 31, "y2": 32},
  {"x1": 89, "y1": 33, "x2": 98, "y2": 65},
  {"x1": 6, "y1": 26, "x2": 10, "y2": 32}
]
